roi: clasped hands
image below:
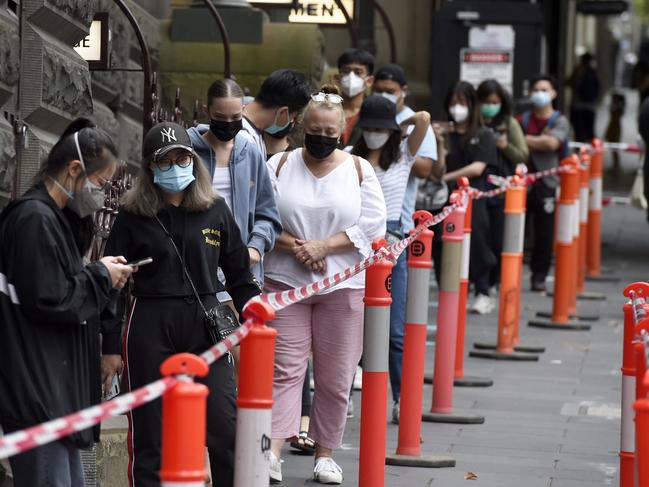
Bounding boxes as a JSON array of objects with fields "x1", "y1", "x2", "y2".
[{"x1": 292, "y1": 239, "x2": 328, "y2": 274}]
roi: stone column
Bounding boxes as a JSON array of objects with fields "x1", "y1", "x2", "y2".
[{"x1": 15, "y1": 0, "x2": 97, "y2": 196}]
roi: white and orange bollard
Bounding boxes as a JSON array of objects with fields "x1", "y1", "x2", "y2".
[
  {"x1": 423, "y1": 191, "x2": 484, "y2": 424},
  {"x1": 619, "y1": 283, "x2": 649, "y2": 487},
  {"x1": 160, "y1": 353, "x2": 210, "y2": 487},
  {"x1": 586, "y1": 139, "x2": 619, "y2": 283},
  {"x1": 386, "y1": 212, "x2": 455, "y2": 468},
  {"x1": 359, "y1": 239, "x2": 393, "y2": 487},
  {"x1": 634, "y1": 330, "x2": 649, "y2": 487},
  {"x1": 472, "y1": 175, "x2": 543, "y2": 360},
  {"x1": 234, "y1": 301, "x2": 277, "y2": 487},
  {"x1": 529, "y1": 156, "x2": 591, "y2": 331}
]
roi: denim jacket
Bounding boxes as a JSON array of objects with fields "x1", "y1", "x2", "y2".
[{"x1": 188, "y1": 125, "x2": 282, "y2": 282}]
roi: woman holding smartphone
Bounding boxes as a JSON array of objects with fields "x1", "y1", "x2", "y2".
[
  {"x1": 104, "y1": 122, "x2": 260, "y2": 487},
  {"x1": 0, "y1": 118, "x2": 134, "y2": 486}
]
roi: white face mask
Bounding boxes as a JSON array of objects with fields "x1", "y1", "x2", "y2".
[
  {"x1": 340, "y1": 72, "x2": 366, "y2": 98},
  {"x1": 449, "y1": 104, "x2": 469, "y2": 123},
  {"x1": 363, "y1": 130, "x2": 391, "y2": 150},
  {"x1": 376, "y1": 91, "x2": 399, "y2": 105}
]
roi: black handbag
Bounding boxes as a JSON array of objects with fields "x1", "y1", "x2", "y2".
[{"x1": 155, "y1": 216, "x2": 240, "y2": 343}]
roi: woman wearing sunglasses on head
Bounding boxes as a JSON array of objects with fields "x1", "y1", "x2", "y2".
[
  {"x1": 264, "y1": 85, "x2": 386, "y2": 484},
  {"x1": 0, "y1": 118, "x2": 134, "y2": 486},
  {"x1": 103, "y1": 122, "x2": 261, "y2": 487}
]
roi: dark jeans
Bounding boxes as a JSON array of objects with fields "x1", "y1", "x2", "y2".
[
  {"x1": 526, "y1": 184, "x2": 556, "y2": 281},
  {"x1": 9, "y1": 440, "x2": 84, "y2": 487},
  {"x1": 123, "y1": 296, "x2": 236, "y2": 487},
  {"x1": 387, "y1": 220, "x2": 408, "y2": 403},
  {"x1": 486, "y1": 196, "x2": 506, "y2": 288},
  {"x1": 570, "y1": 108, "x2": 596, "y2": 143}
]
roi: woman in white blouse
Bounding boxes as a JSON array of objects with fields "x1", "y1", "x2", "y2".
[{"x1": 264, "y1": 85, "x2": 386, "y2": 484}]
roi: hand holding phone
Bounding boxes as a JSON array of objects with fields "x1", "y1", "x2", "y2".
[{"x1": 125, "y1": 257, "x2": 153, "y2": 267}]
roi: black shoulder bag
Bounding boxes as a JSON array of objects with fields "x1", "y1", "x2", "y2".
[{"x1": 154, "y1": 216, "x2": 240, "y2": 343}]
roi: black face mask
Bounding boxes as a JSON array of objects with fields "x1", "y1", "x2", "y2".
[
  {"x1": 267, "y1": 121, "x2": 294, "y2": 140},
  {"x1": 304, "y1": 133, "x2": 338, "y2": 159},
  {"x1": 210, "y1": 119, "x2": 243, "y2": 142}
]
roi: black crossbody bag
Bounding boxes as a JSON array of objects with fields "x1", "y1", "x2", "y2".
[{"x1": 155, "y1": 216, "x2": 239, "y2": 343}]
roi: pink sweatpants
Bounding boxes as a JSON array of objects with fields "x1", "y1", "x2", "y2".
[{"x1": 264, "y1": 279, "x2": 364, "y2": 449}]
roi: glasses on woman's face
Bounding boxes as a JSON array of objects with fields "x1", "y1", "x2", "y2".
[
  {"x1": 311, "y1": 92, "x2": 343, "y2": 104},
  {"x1": 153, "y1": 153, "x2": 193, "y2": 172}
]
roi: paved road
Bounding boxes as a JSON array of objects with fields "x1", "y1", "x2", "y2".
[{"x1": 278, "y1": 189, "x2": 649, "y2": 485}]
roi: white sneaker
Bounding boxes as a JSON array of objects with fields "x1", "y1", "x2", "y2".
[
  {"x1": 314, "y1": 456, "x2": 343, "y2": 484},
  {"x1": 471, "y1": 294, "x2": 495, "y2": 315},
  {"x1": 353, "y1": 366, "x2": 363, "y2": 390},
  {"x1": 269, "y1": 451, "x2": 283, "y2": 484}
]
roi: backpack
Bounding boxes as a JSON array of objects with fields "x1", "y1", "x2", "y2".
[{"x1": 521, "y1": 110, "x2": 569, "y2": 159}]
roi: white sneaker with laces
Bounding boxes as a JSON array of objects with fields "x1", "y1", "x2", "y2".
[
  {"x1": 269, "y1": 451, "x2": 283, "y2": 484},
  {"x1": 471, "y1": 294, "x2": 495, "y2": 315},
  {"x1": 353, "y1": 365, "x2": 363, "y2": 390},
  {"x1": 313, "y1": 456, "x2": 343, "y2": 484}
]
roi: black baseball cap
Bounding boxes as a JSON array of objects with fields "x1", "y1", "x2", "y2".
[
  {"x1": 375, "y1": 64, "x2": 407, "y2": 87},
  {"x1": 143, "y1": 122, "x2": 194, "y2": 161},
  {"x1": 358, "y1": 96, "x2": 400, "y2": 131}
]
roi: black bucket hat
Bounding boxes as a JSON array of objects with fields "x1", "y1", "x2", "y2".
[
  {"x1": 143, "y1": 122, "x2": 194, "y2": 161},
  {"x1": 358, "y1": 95, "x2": 400, "y2": 131}
]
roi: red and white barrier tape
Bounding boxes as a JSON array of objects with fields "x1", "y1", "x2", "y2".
[
  {"x1": 629, "y1": 290, "x2": 648, "y2": 326},
  {"x1": 0, "y1": 377, "x2": 176, "y2": 460},
  {"x1": 569, "y1": 141, "x2": 641, "y2": 154}
]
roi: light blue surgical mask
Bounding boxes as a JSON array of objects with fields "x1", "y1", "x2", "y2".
[
  {"x1": 530, "y1": 90, "x2": 552, "y2": 108},
  {"x1": 265, "y1": 109, "x2": 291, "y2": 135},
  {"x1": 153, "y1": 163, "x2": 195, "y2": 193}
]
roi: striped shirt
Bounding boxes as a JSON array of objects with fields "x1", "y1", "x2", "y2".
[{"x1": 372, "y1": 139, "x2": 416, "y2": 221}]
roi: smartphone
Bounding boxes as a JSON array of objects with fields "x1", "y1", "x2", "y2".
[
  {"x1": 125, "y1": 257, "x2": 153, "y2": 267},
  {"x1": 104, "y1": 373, "x2": 120, "y2": 401}
]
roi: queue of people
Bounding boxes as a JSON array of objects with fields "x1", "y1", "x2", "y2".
[{"x1": 0, "y1": 47, "x2": 571, "y2": 487}]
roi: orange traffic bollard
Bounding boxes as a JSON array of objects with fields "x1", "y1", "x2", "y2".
[
  {"x1": 160, "y1": 353, "x2": 210, "y2": 487},
  {"x1": 359, "y1": 239, "x2": 393, "y2": 487},
  {"x1": 586, "y1": 139, "x2": 619, "y2": 283},
  {"x1": 529, "y1": 156, "x2": 591, "y2": 330},
  {"x1": 386, "y1": 212, "x2": 455, "y2": 468},
  {"x1": 635, "y1": 396, "x2": 649, "y2": 487},
  {"x1": 423, "y1": 190, "x2": 484, "y2": 424},
  {"x1": 619, "y1": 283, "x2": 649, "y2": 487},
  {"x1": 472, "y1": 175, "x2": 543, "y2": 360},
  {"x1": 234, "y1": 301, "x2": 277, "y2": 487},
  {"x1": 453, "y1": 195, "x2": 494, "y2": 385}
]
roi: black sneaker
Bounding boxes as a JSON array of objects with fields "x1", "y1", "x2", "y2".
[{"x1": 531, "y1": 278, "x2": 546, "y2": 292}]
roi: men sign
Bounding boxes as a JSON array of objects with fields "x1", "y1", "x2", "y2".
[
  {"x1": 73, "y1": 12, "x2": 110, "y2": 69},
  {"x1": 288, "y1": 0, "x2": 355, "y2": 24}
]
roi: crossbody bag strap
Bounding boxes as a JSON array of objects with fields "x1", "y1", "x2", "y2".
[{"x1": 154, "y1": 215, "x2": 211, "y2": 316}]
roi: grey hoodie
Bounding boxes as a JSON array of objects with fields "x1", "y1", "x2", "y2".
[{"x1": 188, "y1": 125, "x2": 282, "y2": 282}]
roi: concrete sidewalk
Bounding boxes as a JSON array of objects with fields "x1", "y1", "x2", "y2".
[{"x1": 278, "y1": 199, "x2": 649, "y2": 485}]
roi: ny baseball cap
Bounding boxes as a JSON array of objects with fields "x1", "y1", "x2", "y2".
[{"x1": 143, "y1": 122, "x2": 194, "y2": 161}]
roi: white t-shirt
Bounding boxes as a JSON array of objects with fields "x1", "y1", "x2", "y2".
[
  {"x1": 241, "y1": 117, "x2": 267, "y2": 161},
  {"x1": 212, "y1": 166, "x2": 233, "y2": 210},
  {"x1": 372, "y1": 139, "x2": 416, "y2": 221},
  {"x1": 264, "y1": 149, "x2": 387, "y2": 292}
]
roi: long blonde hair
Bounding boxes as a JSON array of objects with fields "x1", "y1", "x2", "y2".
[{"x1": 122, "y1": 154, "x2": 216, "y2": 217}]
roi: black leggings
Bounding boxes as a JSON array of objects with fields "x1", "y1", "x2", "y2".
[
  {"x1": 301, "y1": 361, "x2": 312, "y2": 418},
  {"x1": 123, "y1": 296, "x2": 236, "y2": 487}
]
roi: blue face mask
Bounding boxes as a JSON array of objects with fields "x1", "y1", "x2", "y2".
[
  {"x1": 265, "y1": 109, "x2": 291, "y2": 135},
  {"x1": 530, "y1": 90, "x2": 552, "y2": 108},
  {"x1": 153, "y1": 163, "x2": 195, "y2": 193}
]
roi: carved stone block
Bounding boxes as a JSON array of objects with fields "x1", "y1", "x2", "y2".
[
  {"x1": 0, "y1": 12, "x2": 19, "y2": 107},
  {"x1": 25, "y1": 0, "x2": 98, "y2": 45},
  {"x1": 0, "y1": 117, "x2": 15, "y2": 195}
]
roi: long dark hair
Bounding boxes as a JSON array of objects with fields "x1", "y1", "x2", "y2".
[
  {"x1": 38, "y1": 118, "x2": 118, "y2": 181},
  {"x1": 444, "y1": 81, "x2": 480, "y2": 141},
  {"x1": 476, "y1": 79, "x2": 512, "y2": 127},
  {"x1": 351, "y1": 131, "x2": 401, "y2": 171}
]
